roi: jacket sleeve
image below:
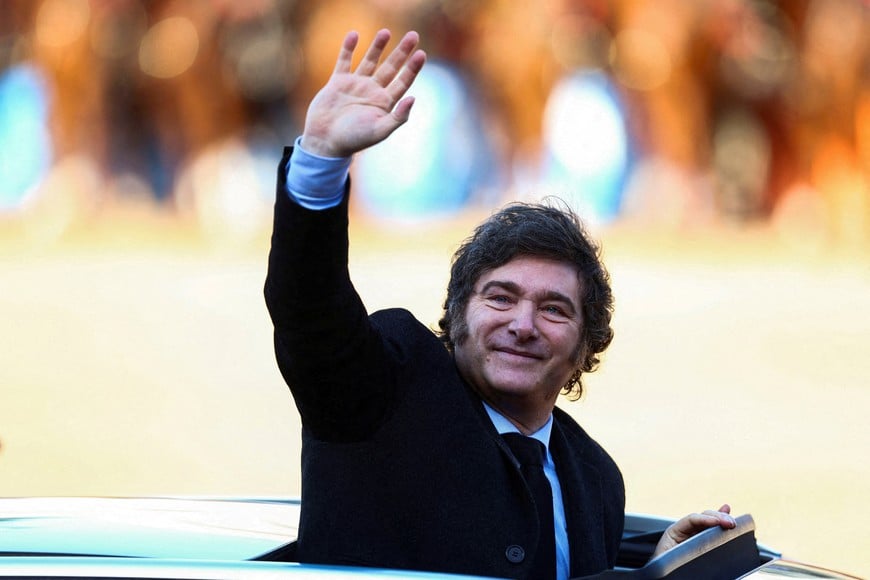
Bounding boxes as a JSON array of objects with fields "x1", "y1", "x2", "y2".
[{"x1": 264, "y1": 147, "x2": 396, "y2": 442}]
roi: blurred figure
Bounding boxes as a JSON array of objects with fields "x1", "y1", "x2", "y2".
[
  {"x1": 0, "y1": 63, "x2": 51, "y2": 212},
  {"x1": 788, "y1": 0, "x2": 868, "y2": 249},
  {"x1": 537, "y1": 69, "x2": 632, "y2": 224},
  {"x1": 16, "y1": 0, "x2": 295, "y2": 242}
]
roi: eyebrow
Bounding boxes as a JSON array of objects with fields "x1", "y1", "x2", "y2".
[{"x1": 479, "y1": 280, "x2": 579, "y2": 315}]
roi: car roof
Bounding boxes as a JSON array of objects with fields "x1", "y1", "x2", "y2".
[
  {"x1": 1, "y1": 498, "x2": 860, "y2": 580},
  {"x1": 0, "y1": 557, "x2": 499, "y2": 579},
  {"x1": 0, "y1": 497, "x2": 299, "y2": 560}
]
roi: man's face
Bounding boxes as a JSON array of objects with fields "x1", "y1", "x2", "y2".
[{"x1": 453, "y1": 255, "x2": 584, "y2": 415}]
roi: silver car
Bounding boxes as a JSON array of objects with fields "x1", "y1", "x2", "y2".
[{"x1": 0, "y1": 497, "x2": 861, "y2": 579}]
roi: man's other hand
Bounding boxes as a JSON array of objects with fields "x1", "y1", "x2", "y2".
[{"x1": 652, "y1": 504, "x2": 737, "y2": 557}]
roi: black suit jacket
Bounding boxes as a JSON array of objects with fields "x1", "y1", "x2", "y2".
[{"x1": 264, "y1": 147, "x2": 625, "y2": 578}]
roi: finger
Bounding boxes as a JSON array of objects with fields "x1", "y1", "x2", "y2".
[
  {"x1": 386, "y1": 49, "x2": 426, "y2": 104},
  {"x1": 355, "y1": 29, "x2": 392, "y2": 76},
  {"x1": 333, "y1": 31, "x2": 360, "y2": 74},
  {"x1": 701, "y1": 509, "x2": 736, "y2": 528},
  {"x1": 373, "y1": 30, "x2": 420, "y2": 87},
  {"x1": 369, "y1": 95, "x2": 416, "y2": 145},
  {"x1": 718, "y1": 504, "x2": 731, "y2": 514},
  {"x1": 391, "y1": 96, "x2": 416, "y2": 125}
]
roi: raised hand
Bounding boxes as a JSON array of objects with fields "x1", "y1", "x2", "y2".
[{"x1": 301, "y1": 29, "x2": 427, "y2": 158}]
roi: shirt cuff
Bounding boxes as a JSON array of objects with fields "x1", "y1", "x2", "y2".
[{"x1": 285, "y1": 136, "x2": 351, "y2": 210}]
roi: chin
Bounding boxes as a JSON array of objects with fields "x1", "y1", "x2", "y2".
[{"x1": 488, "y1": 377, "x2": 549, "y2": 399}]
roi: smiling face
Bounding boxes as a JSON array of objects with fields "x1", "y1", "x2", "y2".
[{"x1": 453, "y1": 255, "x2": 584, "y2": 429}]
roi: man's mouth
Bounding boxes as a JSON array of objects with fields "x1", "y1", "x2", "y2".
[{"x1": 494, "y1": 347, "x2": 543, "y2": 360}]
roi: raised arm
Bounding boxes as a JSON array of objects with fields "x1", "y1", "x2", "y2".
[
  {"x1": 301, "y1": 29, "x2": 427, "y2": 158},
  {"x1": 265, "y1": 30, "x2": 427, "y2": 442}
]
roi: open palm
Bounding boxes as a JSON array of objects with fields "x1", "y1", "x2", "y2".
[{"x1": 301, "y1": 30, "x2": 426, "y2": 158}]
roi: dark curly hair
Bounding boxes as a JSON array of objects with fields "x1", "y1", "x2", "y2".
[{"x1": 438, "y1": 200, "x2": 614, "y2": 399}]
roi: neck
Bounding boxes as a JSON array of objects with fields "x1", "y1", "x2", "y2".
[{"x1": 482, "y1": 394, "x2": 555, "y2": 436}]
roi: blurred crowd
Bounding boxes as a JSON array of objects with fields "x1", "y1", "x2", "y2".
[{"x1": 0, "y1": 0, "x2": 867, "y2": 246}]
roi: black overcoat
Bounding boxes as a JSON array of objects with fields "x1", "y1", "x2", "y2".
[{"x1": 264, "y1": 147, "x2": 625, "y2": 579}]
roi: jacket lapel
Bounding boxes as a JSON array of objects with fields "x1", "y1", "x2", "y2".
[{"x1": 549, "y1": 419, "x2": 608, "y2": 576}]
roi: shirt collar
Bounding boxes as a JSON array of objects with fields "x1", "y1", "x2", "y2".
[{"x1": 482, "y1": 401, "x2": 554, "y2": 451}]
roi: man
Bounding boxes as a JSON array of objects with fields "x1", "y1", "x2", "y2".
[{"x1": 264, "y1": 29, "x2": 733, "y2": 579}]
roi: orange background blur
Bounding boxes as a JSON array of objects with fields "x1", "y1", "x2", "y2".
[{"x1": 1, "y1": 0, "x2": 868, "y2": 577}]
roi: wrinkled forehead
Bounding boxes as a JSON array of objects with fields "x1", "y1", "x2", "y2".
[{"x1": 472, "y1": 255, "x2": 585, "y2": 302}]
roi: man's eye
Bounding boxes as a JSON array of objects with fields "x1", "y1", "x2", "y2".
[
  {"x1": 542, "y1": 305, "x2": 567, "y2": 317},
  {"x1": 487, "y1": 295, "x2": 512, "y2": 306}
]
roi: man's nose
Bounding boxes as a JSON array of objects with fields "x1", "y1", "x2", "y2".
[{"x1": 508, "y1": 300, "x2": 539, "y2": 341}]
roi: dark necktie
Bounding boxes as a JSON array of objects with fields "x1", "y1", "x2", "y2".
[{"x1": 502, "y1": 433, "x2": 557, "y2": 580}]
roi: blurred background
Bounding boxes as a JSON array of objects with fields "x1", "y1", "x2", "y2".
[{"x1": 0, "y1": 0, "x2": 867, "y2": 576}]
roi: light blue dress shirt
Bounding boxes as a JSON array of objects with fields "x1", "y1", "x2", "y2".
[{"x1": 285, "y1": 138, "x2": 571, "y2": 579}]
